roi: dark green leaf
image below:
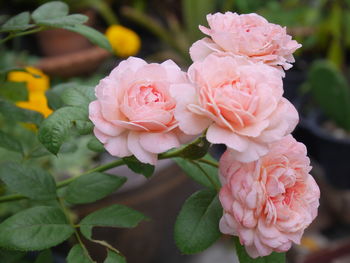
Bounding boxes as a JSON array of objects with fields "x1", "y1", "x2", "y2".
[
  {"x1": 0, "y1": 206, "x2": 74, "y2": 251},
  {"x1": 174, "y1": 189, "x2": 222, "y2": 254},
  {"x1": 234, "y1": 237, "x2": 286, "y2": 263},
  {"x1": 29, "y1": 146, "x2": 50, "y2": 158},
  {"x1": 38, "y1": 106, "x2": 87, "y2": 154},
  {"x1": 0, "y1": 161, "x2": 57, "y2": 200},
  {"x1": 179, "y1": 136, "x2": 210, "y2": 159},
  {"x1": 0, "y1": 248, "x2": 25, "y2": 263},
  {"x1": 87, "y1": 137, "x2": 105, "y2": 152},
  {"x1": 62, "y1": 24, "x2": 113, "y2": 53},
  {"x1": 0, "y1": 131, "x2": 23, "y2": 153},
  {"x1": 1, "y1": 12, "x2": 33, "y2": 31},
  {"x1": 61, "y1": 85, "x2": 95, "y2": 108},
  {"x1": 75, "y1": 120, "x2": 93, "y2": 135},
  {"x1": 123, "y1": 156, "x2": 155, "y2": 178},
  {"x1": 46, "y1": 83, "x2": 71, "y2": 110},
  {"x1": 174, "y1": 154, "x2": 220, "y2": 189},
  {"x1": 65, "y1": 173, "x2": 126, "y2": 204},
  {"x1": 80, "y1": 204, "x2": 148, "y2": 239},
  {"x1": 104, "y1": 250, "x2": 126, "y2": 263},
  {"x1": 35, "y1": 14, "x2": 88, "y2": 27},
  {"x1": 32, "y1": 1, "x2": 69, "y2": 22},
  {"x1": 67, "y1": 244, "x2": 94, "y2": 263},
  {"x1": 35, "y1": 249, "x2": 53, "y2": 263},
  {"x1": 0, "y1": 99, "x2": 43, "y2": 126},
  {"x1": 0, "y1": 81, "x2": 28, "y2": 101}
]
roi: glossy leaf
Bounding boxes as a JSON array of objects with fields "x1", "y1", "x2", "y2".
[
  {"x1": 34, "y1": 249, "x2": 53, "y2": 263},
  {"x1": 61, "y1": 85, "x2": 95, "y2": 109},
  {"x1": 174, "y1": 189, "x2": 222, "y2": 254},
  {"x1": 1, "y1": 12, "x2": 32, "y2": 31},
  {"x1": 0, "y1": 249, "x2": 25, "y2": 263},
  {"x1": 104, "y1": 250, "x2": 126, "y2": 263},
  {"x1": 123, "y1": 156, "x2": 155, "y2": 178},
  {"x1": 0, "y1": 161, "x2": 57, "y2": 200},
  {"x1": 80, "y1": 204, "x2": 148, "y2": 239},
  {"x1": 75, "y1": 120, "x2": 93, "y2": 135},
  {"x1": 32, "y1": 1, "x2": 69, "y2": 22},
  {"x1": 38, "y1": 106, "x2": 87, "y2": 154},
  {"x1": 35, "y1": 14, "x2": 88, "y2": 27},
  {"x1": 0, "y1": 206, "x2": 74, "y2": 251},
  {"x1": 234, "y1": 237, "x2": 286, "y2": 263},
  {"x1": 65, "y1": 173, "x2": 126, "y2": 204},
  {"x1": 179, "y1": 136, "x2": 210, "y2": 159},
  {"x1": 67, "y1": 244, "x2": 94, "y2": 263},
  {"x1": 87, "y1": 137, "x2": 105, "y2": 152}
]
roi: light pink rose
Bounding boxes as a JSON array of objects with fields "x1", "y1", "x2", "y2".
[
  {"x1": 190, "y1": 12, "x2": 301, "y2": 70},
  {"x1": 89, "y1": 57, "x2": 191, "y2": 165},
  {"x1": 219, "y1": 135, "x2": 320, "y2": 258},
  {"x1": 170, "y1": 54, "x2": 298, "y2": 162}
]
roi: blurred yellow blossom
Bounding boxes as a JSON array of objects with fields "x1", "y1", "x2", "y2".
[
  {"x1": 8, "y1": 67, "x2": 52, "y2": 118},
  {"x1": 105, "y1": 25, "x2": 141, "y2": 57},
  {"x1": 8, "y1": 67, "x2": 49, "y2": 93}
]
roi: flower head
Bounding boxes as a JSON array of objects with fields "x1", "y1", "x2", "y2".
[
  {"x1": 219, "y1": 135, "x2": 320, "y2": 258},
  {"x1": 190, "y1": 12, "x2": 301, "y2": 70},
  {"x1": 106, "y1": 25, "x2": 141, "y2": 57},
  {"x1": 89, "y1": 57, "x2": 190, "y2": 164}
]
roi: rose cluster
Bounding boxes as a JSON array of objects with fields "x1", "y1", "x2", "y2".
[{"x1": 89, "y1": 12, "x2": 319, "y2": 258}]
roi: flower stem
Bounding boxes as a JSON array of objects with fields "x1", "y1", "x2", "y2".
[
  {"x1": 0, "y1": 26, "x2": 45, "y2": 45},
  {"x1": 190, "y1": 160, "x2": 220, "y2": 191},
  {"x1": 197, "y1": 158, "x2": 219, "y2": 168}
]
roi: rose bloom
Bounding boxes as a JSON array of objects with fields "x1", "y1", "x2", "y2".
[
  {"x1": 190, "y1": 12, "x2": 301, "y2": 70},
  {"x1": 219, "y1": 135, "x2": 320, "y2": 258},
  {"x1": 89, "y1": 57, "x2": 190, "y2": 165},
  {"x1": 170, "y1": 53, "x2": 298, "y2": 162}
]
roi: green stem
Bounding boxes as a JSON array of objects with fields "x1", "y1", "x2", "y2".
[
  {"x1": 93, "y1": 0, "x2": 119, "y2": 25},
  {"x1": 197, "y1": 158, "x2": 219, "y2": 168},
  {"x1": 190, "y1": 160, "x2": 220, "y2": 191},
  {"x1": 0, "y1": 26, "x2": 45, "y2": 45}
]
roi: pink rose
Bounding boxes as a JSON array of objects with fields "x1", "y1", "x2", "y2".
[
  {"x1": 170, "y1": 54, "x2": 298, "y2": 162},
  {"x1": 219, "y1": 135, "x2": 320, "y2": 258},
  {"x1": 190, "y1": 12, "x2": 301, "y2": 70},
  {"x1": 89, "y1": 57, "x2": 190, "y2": 165}
]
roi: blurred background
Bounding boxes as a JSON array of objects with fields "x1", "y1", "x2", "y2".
[{"x1": 1, "y1": 0, "x2": 350, "y2": 262}]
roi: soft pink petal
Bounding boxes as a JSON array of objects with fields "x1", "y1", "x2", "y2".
[
  {"x1": 104, "y1": 132, "x2": 132, "y2": 157},
  {"x1": 139, "y1": 132, "x2": 180, "y2": 154},
  {"x1": 127, "y1": 131, "x2": 157, "y2": 165}
]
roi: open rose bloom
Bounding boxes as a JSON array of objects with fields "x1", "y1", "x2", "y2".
[
  {"x1": 190, "y1": 12, "x2": 301, "y2": 71},
  {"x1": 219, "y1": 135, "x2": 320, "y2": 258},
  {"x1": 171, "y1": 54, "x2": 298, "y2": 162},
  {"x1": 89, "y1": 57, "x2": 190, "y2": 165}
]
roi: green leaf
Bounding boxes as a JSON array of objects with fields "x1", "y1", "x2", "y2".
[
  {"x1": 0, "y1": 161, "x2": 57, "y2": 200},
  {"x1": 234, "y1": 237, "x2": 286, "y2": 263},
  {"x1": 65, "y1": 173, "x2": 126, "y2": 204},
  {"x1": 38, "y1": 106, "x2": 87, "y2": 154},
  {"x1": 35, "y1": 14, "x2": 88, "y2": 27},
  {"x1": 0, "y1": 99, "x2": 43, "y2": 126},
  {"x1": 61, "y1": 85, "x2": 95, "y2": 108},
  {"x1": 87, "y1": 137, "x2": 105, "y2": 152},
  {"x1": 0, "y1": 248, "x2": 25, "y2": 263},
  {"x1": 62, "y1": 24, "x2": 113, "y2": 53},
  {"x1": 46, "y1": 83, "x2": 71, "y2": 110},
  {"x1": 174, "y1": 154, "x2": 220, "y2": 189},
  {"x1": 104, "y1": 250, "x2": 126, "y2": 263},
  {"x1": 0, "y1": 131, "x2": 23, "y2": 153},
  {"x1": 0, "y1": 206, "x2": 75, "y2": 251},
  {"x1": 80, "y1": 204, "x2": 148, "y2": 239},
  {"x1": 32, "y1": 1, "x2": 69, "y2": 22},
  {"x1": 0, "y1": 81, "x2": 28, "y2": 102},
  {"x1": 75, "y1": 120, "x2": 93, "y2": 135},
  {"x1": 178, "y1": 136, "x2": 211, "y2": 159},
  {"x1": 35, "y1": 249, "x2": 53, "y2": 263},
  {"x1": 1, "y1": 12, "x2": 33, "y2": 31},
  {"x1": 123, "y1": 156, "x2": 155, "y2": 178},
  {"x1": 67, "y1": 244, "x2": 94, "y2": 263},
  {"x1": 174, "y1": 189, "x2": 222, "y2": 254}
]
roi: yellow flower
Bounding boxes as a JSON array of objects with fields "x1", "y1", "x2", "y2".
[
  {"x1": 8, "y1": 67, "x2": 49, "y2": 93},
  {"x1": 105, "y1": 25, "x2": 141, "y2": 57},
  {"x1": 8, "y1": 67, "x2": 52, "y2": 118}
]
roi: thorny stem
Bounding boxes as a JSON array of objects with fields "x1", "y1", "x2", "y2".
[{"x1": 0, "y1": 137, "x2": 219, "y2": 203}]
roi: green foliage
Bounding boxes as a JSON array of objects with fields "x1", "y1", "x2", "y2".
[
  {"x1": 34, "y1": 249, "x2": 53, "y2": 263},
  {"x1": 0, "y1": 131, "x2": 23, "y2": 154},
  {"x1": 79, "y1": 204, "x2": 148, "y2": 240},
  {"x1": 1, "y1": 12, "x2": 32, "y2": 32},
  {"x1": 0, "y1": 81, "x2": 28, "y2": 102},
  {"x1": 0, "y1": 162, "x2": 57, "y2": 201},
  {"x1": 104, "y1": 250, "x2": 126, "y2": 263},
  {"x1": 65, "y1": 173, "x2": 126, "y2": 204},
  {"x1": 123, "y1": 156, "x2": 155, "y2": 178},
  {"x1": 67, "y1": 244, "x2": 94, "y2": 263},
  {"x1": 87, "y1": 137, "x2": 105, "y2": 152},
  {"x1": 174, "y1": 189, "x2": 222, "y2": 254},
  {"x1": 0, "y1": 99, "x2": 43, "y2": 126},
  {"x1": 0, "y1": 248, "x2": 26, "y2": 263},
  {"x1": 60, "y1": 85, "x2": 95, "y2": 109},
  {"x1": 178, "y1": 135, "x2": 210, "y2": 159},
  {"x1": 308, "y1": 60, "x2": 350, "y2": 130},
  {"x1": 174, "y1": 154, "x2": 220, "y2": 189},
  {"x1": 234, "y1": 237, "x2": 285, "y2": 263},
  {"x1": 0, "y1": 206, "x2": 74, "y2": 250}
]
